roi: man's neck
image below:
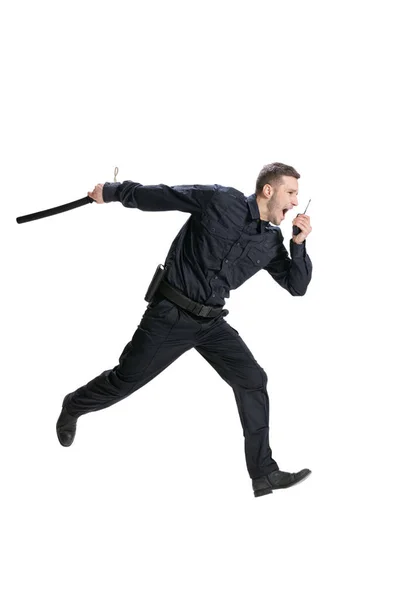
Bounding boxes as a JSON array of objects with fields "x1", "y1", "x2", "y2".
[{"x1": 256, "y1": 195, "x2": 270, "y2": 222}]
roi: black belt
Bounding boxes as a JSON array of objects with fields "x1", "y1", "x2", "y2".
[{"x1": 158, "y1": 280, "x2": 224, "y2": 318}]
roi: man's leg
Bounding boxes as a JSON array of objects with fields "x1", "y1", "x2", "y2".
[
  {"x1": 194, "y1": 319, "x2": 279, "y2": 479},
  {"x1": 57, "y1": 298, "x2": 196, "y2": 444}
]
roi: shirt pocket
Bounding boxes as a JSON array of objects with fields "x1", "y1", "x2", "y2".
[
  {"x1": 197, "y1": 216, "x2": 237, "y2": 269},
  {"x1": 201, "y1": 215, "x2": 236, "y2": 240},
  {"x1": 246, "y1": 246, "x2": 269, "y2": 269}
]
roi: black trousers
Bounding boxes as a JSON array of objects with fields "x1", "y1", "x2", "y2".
[{"x1": 63, "y1": 294, "x2": 279, "y2": 479}]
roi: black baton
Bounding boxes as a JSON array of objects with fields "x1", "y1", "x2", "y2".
[
  {"x1": 16, "y1": 167, "x2": 119, "y2": 224},
  {"x1": 16, "y1": 196, "x2": 95, "y2": 224}
]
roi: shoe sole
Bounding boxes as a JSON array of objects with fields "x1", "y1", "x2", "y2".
[{"x1": 254, "y1": 488, "x2": 273, "y2": 497}]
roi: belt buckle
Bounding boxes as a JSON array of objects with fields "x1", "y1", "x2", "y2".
[{"x1": 198, "y1": 305, "x2": 212, "y2": 317}]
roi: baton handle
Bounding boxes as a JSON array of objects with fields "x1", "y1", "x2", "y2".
[{"x1": 16, "y1": 196, "x2": 94, "y2": 224}]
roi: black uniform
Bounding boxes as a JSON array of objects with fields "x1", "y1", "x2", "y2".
[{"x1": 63, "y1": 181, "x2": 312, "y2": 479}]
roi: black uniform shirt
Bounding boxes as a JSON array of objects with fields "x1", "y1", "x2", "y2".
[{"x1": 103, "y1": 181, "x2": 313, "y2": 307}]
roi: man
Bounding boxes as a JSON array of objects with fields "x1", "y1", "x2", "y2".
[{"x1": 56, "y1": 162, "x2": 313, "y2": 498}]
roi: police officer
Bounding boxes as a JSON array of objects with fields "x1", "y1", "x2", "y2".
[{"x1": 56, "y1": 162, "x2": 313, "y2": 498}]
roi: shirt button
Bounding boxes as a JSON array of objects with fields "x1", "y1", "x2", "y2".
[
  {"x1": 236, "y1": 243, "x2": 240, "y2": 246},
  {"x1": 212, "y1": 294, "x2": 215, "y2": 297},
  {"x1": 215, "y1": 276, "x2": 218, "y2": 279},
  {"x1": 225, "y1": 259, "x2": 229, "y2": 263},
  {"x1": 257, "y1": 259, "x2": 260, "y2": 264}
]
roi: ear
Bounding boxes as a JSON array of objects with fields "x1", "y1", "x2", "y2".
[{"x1": 262, "y1": 183, "x2": 272, "y2": 199}]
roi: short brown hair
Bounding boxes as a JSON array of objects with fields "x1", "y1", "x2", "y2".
[{"x1": 255, "y1": 162, "x2": 300, "y2": 195}]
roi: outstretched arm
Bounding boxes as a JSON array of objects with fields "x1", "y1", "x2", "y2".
[{"x1": 89, "y1": 181, "x2": 219, "y2": 215}]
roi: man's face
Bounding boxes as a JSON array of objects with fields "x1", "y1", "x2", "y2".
[{"x1": 265, "y1": 176, "x2": 299, "y2": 225}]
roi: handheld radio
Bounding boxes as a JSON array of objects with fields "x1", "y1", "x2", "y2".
[{"x1": 292, "y1": 199, "x2": 311, "y2": 236}]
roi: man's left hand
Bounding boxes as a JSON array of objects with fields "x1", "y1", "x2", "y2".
[{"x1": 292, "y1": 214, "x2": 312, "y2": 244}]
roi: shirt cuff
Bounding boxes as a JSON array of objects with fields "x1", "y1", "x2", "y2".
[
  {"x1": 103, "y1": 182, "x2": 120, "y2": 203},
  {"x1": 290, "y1": 238, "x2": 306, "y2": 257}
]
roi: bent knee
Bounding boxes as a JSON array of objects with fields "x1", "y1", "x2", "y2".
[{"x1": 232, "y1": 366, "x2": 267, "y2": 390}]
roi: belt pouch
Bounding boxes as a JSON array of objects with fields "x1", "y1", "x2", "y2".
[{"x1": 144, "y1": 264, "x2": 166, "y2": 302}]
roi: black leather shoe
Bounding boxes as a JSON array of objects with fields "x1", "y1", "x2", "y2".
[
  {"x1": 56, "y1": 404, "x2": 78, "y2": 447},
  {"x1": 252, "y1": 468, "x2": 311, "y2": 497}
]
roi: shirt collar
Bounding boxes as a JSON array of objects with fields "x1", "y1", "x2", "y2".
[
  {"x1": 246, "y1": 193, "x2": 260, "y2": 220},
  {"x1": 246, "y1": 193, "x2": 270, "y2": 232}
]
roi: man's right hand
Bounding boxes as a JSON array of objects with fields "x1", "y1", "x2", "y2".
[{"x1": 88, "y1": 183, "x2": 105, "y2": 204}]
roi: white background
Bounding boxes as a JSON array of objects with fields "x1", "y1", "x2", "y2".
[{"x1": 2, "y1": 0, "x2": 399, "y2": 598}]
